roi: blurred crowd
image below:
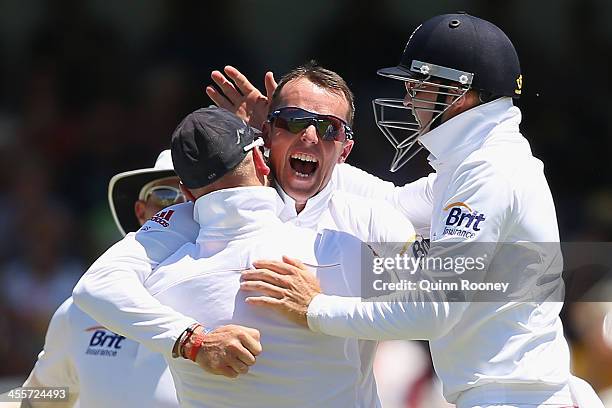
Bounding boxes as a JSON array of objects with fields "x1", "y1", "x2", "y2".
[{"x1": 0, "y1": 0, "x2": 610, "y2": 405}]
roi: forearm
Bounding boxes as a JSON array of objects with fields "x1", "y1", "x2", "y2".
[
  {"x1": 73, "y1": 263, "x2": 196, "y2": 356},
  {"x1": 73, "y1": 234, "x2": 197, "y2": 356},
  {"x1": 307, "y1": 293, "x2": 465, "y2": 340}
]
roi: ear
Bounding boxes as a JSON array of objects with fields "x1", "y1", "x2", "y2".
[
  {"x1": 337, "y1": 140, "x2": 354, "y2": 164},
  {"x1": 453, "y1": 90, "x2": 469, "y2": 107},
  {"x1": 262, "y1": 121, "x2": 272, "y2": 148},
  {"x1": 179, "y1": 182, "x2": 197, "y2": 202},
  {"x1": 447, "y1": 89, "x2": 480, "y2": 116},
  {"x1": 252, "y1": 147, "x2": 271, "y2": 176},
  {"x1": 134, "y1": 200, "x2": 147, "y2": 225}
]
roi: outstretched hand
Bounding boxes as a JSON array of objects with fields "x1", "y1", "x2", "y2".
[
  {"x1": 206, "y1": 65, "x2": 277, "y2": 130},
  {"x1": 240, "y1": 256, "x2": 321, "y2": 327}
]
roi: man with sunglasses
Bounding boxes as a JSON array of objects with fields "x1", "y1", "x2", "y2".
[
  {"x1": 73, "y1": 64, "x2": 421, "y2": 406},
  {"x1": 13, "y1": 151, "x2": 185, "y2": 407},
  {"x1": 205, "y1": 63, "x2": 434, "y2": 237},
  {"x1": 126, "y1": 106, "x2": 415, "y2": 407},
  {"x1": 238, "y1": 13, "x2": 605, "y2": 408}
]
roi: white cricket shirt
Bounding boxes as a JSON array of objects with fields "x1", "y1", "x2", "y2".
[
  {"x1": 73, "y1": 164, "x2": 418, "y2": 403},
  {"x1": 73, "y1": 163, "x2": 420, "y2": 349},
  {"x1": 30, "y1": 297, "x2": 178, "y2": 408},
  {"x1": 143, "y1": 186, "x2": 385, "y2": 407},
  {"x1": 307, "y1": 98, "x2": 575, "y2": 407}
]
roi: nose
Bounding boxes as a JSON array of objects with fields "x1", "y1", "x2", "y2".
[{"x1": 300, "y1": 124, "x2": 319, "y2": 144}]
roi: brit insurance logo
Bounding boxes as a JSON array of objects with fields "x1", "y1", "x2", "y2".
[
  {"x1": 442, "y1": 202, "x2": 486, "y2": 239},
  {"x1": 84, "y1": 326, "x2": 126, "y2": 357}
]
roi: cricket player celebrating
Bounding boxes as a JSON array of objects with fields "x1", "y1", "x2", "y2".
[
  {"x1": 73, "y1": 65, "x2": 422, "y2": 405},
  {"x1": 10, "y1": 151, "x2": 183, "y2": 408},
  {"x1": 240, "y1": 13, "x2": 603, "y2": 408},
  {"x1": 137, "y1": 106, "x2": 416, "y2": 407}
]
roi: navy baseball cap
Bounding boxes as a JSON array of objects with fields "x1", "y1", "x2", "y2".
[
  {"x1": 171, "y1": 107, "x2": 261, "y2": 189},
  {"x1": 378, "y1": 13, "x2": 522, "y2": 98}
]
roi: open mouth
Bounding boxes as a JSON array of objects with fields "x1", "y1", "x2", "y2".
[{"x1": 289, "y1": 153, "x2": 319, "y2": 178}]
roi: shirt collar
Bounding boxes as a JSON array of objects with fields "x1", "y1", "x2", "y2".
[
  {"x1": 275, "y1": 170, "x2": 336, "y2": 229},
  {"x1": 418, "y1": 97, "x2": 521, "y2": 170},
  {"x1": 193, "y1": 186, "x2": 283, "y2": 242}
]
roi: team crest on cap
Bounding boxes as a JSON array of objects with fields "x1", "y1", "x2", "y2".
[{"x1": 514, "y1": 74, "x2": 523, "y2": 95}]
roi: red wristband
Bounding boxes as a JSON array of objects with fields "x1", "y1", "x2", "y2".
[
  {"x1": 177, "y1": 323, "x2": 201, "y2": 359},
  {"x1": 187, "y1": 330, "x2": 207, "y2": 362}
]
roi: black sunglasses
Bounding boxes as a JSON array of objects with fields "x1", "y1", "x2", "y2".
[{"x1": 268, "y1": 107, "x2": 353, "y2": 142}]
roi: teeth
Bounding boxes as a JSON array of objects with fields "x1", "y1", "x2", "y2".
[
  {"x1": 290, "y1": 153, "x2": 318, "y2": 163},
  {"x1": 294, "y1": 171, "x2": 310, "y2": 178}
]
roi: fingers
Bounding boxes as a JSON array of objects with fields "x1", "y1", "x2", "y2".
[
  {"x1": 240, "y1": 280, "x2": 286, "y2": 298},
  {"x1": 205, "y1": 85, "x2": 233, "y2": 110},
  {"x1": 238, "y1": 330, "x2": 262, "y2": 357},
  {"x1": 228, "y1": 360, "x2": 248, "y2": 375},
  {"x1": 194, "y1": 325, "x2": 265, "y2": 379},
  {"x1": 241, "y1": 326, "x2": 261, "y2": 342},
  {"x1": 251, "y1": 260, "x2": 298, "y2": 275},
  {"x1": 264, "y1": 71, "x2": 277, "y2": 99},
  {"x1": 244, "y1": 296, "x2": 284, "y2": 307},
  {"x1": 217, "y1": 365, "x2": 239, "y2": 378},
  {"x1": 241, "y1": 268, "x2": 290, "y2": 286},
  {"x1": 210, "y1": 70, "x2": 243, "y2": 102},
  {"x1": 229, "y1": 353, "x2": 251, "y2": 374},
  {"x1": 236, "y1": 349, "x2": 256, "y2": 367},
  {"x1": 282, "y1": 255, "x2": 308, "y2": 271},
  {"x1": 224, "y1": 65, "x2": 256, "y2": 95},
  {"x1": 235, "y1": 343, "x2": 259, "y2": 365}
]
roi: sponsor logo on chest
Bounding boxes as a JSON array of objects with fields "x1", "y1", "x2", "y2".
[{"x1": 442, "y1": 202, "x2": 486, "y2": 239}]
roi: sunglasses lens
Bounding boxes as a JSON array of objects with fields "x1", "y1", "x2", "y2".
[
  {"x1": 147, "y1": 188, "x2": 184, "y2": 207},
  {"x1": 316, "y1": 120, "x2": 340, "y2": 141},
  {"x1": 286, "y1": 119, "x2": 310, "y2": 134},
  {"x1": 273, "y1": 108, "x2": 347, "y2": 142}
]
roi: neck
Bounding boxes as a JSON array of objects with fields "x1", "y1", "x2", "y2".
[{"x1": 274, "y1": 176, "x2": 336, "y2": 229}]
